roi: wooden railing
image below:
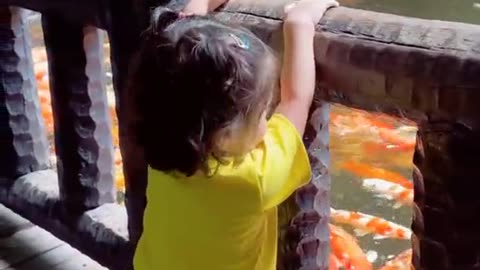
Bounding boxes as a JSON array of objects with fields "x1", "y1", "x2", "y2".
[{"x1": 1, "y1": 0, "x2": 480, "y2": 269}]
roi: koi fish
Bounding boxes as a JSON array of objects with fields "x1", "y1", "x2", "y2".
[
  {"x1": 32, "y1": 47, "x2": 48, "y2": 63},
  {"x1": 378, "y1": 128, "x2": 416, "y2": 151},
  {"x1": 114, "y1": 148, "x2": 122, "y2": 167},
  {"x1": 341, "y1": 160, "x2": 413, "y2": 189},
  {"x1": 330, "y1": 224, "x2": 372, "y2": 270},
  {"x1": 378, "y1": 249, "x2": 412, "y2": 270},
  {"x1": 330, "y1": 208, "x2": 411, "y2": 240},
  {"x1": 361, "y1": 178, "x2": 413, "y2": 208},
  {"x1": 115, "y1": 167, "x2": 125, "y2": 191},
  {"x1": 329, "y1": 253, "x2": 343, "y2": 270}
]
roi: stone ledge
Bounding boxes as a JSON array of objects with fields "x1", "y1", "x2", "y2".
[{"x1": 0, "y1": 170, "x2": 132, "y2": 269}]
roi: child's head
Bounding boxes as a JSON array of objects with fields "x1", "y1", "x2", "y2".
[{"x1": 131, "y1": 7, "x2": 279, "y2": 176}]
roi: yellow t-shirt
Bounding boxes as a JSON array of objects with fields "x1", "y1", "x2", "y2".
[{"x1": 133, "y1": 113, "x2": 311, "y2": 270}]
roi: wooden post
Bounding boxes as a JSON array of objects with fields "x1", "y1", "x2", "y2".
[
  {"x1": 105, "y1": 2, "x2": 149, "y2": 265},
  {"x1": 41, "y1": 15, "x2": 115, "y2": 214},
  {"x1": 412, "y1": 120, "x2": 480, "y2": 270},
  {"x1": 0, "y1": 7, "x2": 49, "y2": 182}
]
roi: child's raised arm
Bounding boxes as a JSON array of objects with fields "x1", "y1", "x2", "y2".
[
  {"x1": 183, "y1": 0, "x2": 228, "y2": 15},
  {"x1": 276, "y1": 0, "x2": 339, "y2": 136}
]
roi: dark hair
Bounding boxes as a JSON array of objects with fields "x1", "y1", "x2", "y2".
[{"x1": 129, "y1": 7, "x2": 278, "y2": 176}]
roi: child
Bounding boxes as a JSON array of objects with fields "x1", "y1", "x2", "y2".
[{"x1": 131, "y1": 0, "x2": 339, "y2": 269}]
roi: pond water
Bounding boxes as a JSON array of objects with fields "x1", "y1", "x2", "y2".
[
  {"x1": 25, "y1": 1, "x2": 478, "y2": 269},
  {"x1": 340, "y1": 0, "x2": 480, "y2": 25}
]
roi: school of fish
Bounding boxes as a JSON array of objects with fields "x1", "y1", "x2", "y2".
[{"x1": 32, "y1": 37, "x2": 415, "y2": 269}]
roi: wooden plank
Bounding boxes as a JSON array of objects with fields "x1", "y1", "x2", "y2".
[
  {"x1": 8, "y1": 244, "x2": 105, "y2": 270},
  {"x1": 0, "y1": 205, "x2": 33, "y2": 238},
  {"x1": 5, "y1": 244, "x2": 76, "y2": 270},
  {"x1": 0, "y1": 226, "x2": 63, "y2": 269},
  {"x1": 49, "y1": 248, "x2": 107, "y2": 270}
]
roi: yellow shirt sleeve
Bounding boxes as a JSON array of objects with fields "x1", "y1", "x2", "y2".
[{"x1": 251, "y1": 113, "x2": 312, "y2": 211}]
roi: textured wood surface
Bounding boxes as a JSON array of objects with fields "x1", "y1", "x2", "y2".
[
  {"x1": 41, "y1": 15, "x2": 115, "y2": 213},
  {"x1": 278, "y1": 102, "x2": 331, "y2": 270},
  {"x1": 0, "y1": 170, "x2": 130, "y2": 269},
  {"x1": 0, "y1": 7, "x2": 49, "y2": 182},
  {"x1": 0, "y1": 204, "x2": 107, "y2": 270},
  {"x1": 412, "y1": 122, "x2": 480, "y2": 270}
]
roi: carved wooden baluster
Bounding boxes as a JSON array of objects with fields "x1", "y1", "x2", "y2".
[
  {"x1": 412, "y1": 121, "x2": 480, "y2": 270},
  {"x1": 278, "y1": 101, "x2": 331, "y2": 270},
  {"x1": 105, "y1": 0, "x2": 145, "y2": 255},
  {"x1": 41, "y1": 16, "x2": 115, "y2": 214},
  {"x1": 0, "y1": 7, "x2": 49, "y2": 183}
]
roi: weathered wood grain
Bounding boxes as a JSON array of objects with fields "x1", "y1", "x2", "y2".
[
  {"x1": 0, "y1": 171, "x2": 130, "y2": 270},
  {"x1": 0, "y1": 6, "x2": 49, "y2": 183},
  {"x1": 0, "y1": 204, "x2": 107, "y2": 270}
]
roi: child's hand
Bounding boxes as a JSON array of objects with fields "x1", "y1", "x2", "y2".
[
  {"x1": 183, "y1": 0, "x2": 229, "y2": 15},
  {"x1": 284, "y1": 0, "x2": 339, "y2": 27}
]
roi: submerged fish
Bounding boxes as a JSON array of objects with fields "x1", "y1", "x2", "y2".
[
  {"x1": 378, "y1": 249, "x2": 412, "y2": 270},
  {"x1": 330, "y1": 208, "x2": 411, "y2": 240},
  {"x1": 330, "y1": 224, "x2": 373, "y2": 270},
  {"x1": 362, "y1": 178, "x2": 413, "y2": 208},
  {"x1": 341, "y1": 161, "x2": 413, "y2": 189},
  {"x1": 329, "y1": 253, "x2": 343, "y2": 270},
  {"x1": 377, "y1": 128, "x2": 416, "y2": 151}
]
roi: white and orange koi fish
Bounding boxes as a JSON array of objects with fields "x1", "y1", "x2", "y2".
[
  {"x1": 330, "y1": 208, "x2": 411, "y2": 240},
  {"x1": 330, "y1": 224, "x2": 373, "y2": 270},
  {"x1": 361, "y1": 178, "x2": 413, "y2": 208},
  {"x1": 378, "y1": 249, "x2": 413, "y2": 270}
]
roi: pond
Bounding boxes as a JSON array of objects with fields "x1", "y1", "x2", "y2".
[
  {"x1": 25, "y1": 1, "x2": 479, "y2": 269},
  {"x1": 340, "y1": 0, "x2": 480, "y2": 24}
]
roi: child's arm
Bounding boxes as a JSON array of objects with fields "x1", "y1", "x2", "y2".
[
  {"x1": 183, "y1": 0, "x2": 228, "y2": 15},
  {"x1": 276, "y1": 0, "x2": 339, "y2": 136}
]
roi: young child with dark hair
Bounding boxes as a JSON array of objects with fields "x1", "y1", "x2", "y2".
[{"x1": 131, "y1": 0, "x2": 339, "y2": 269}]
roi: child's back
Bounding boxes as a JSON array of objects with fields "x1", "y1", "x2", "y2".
[
  {"x1": 130, "y1": 1, "x2": 338, "y2": 269},
  {"x1": 135, "y1": 113, "x2": 309, "y2": 270}
]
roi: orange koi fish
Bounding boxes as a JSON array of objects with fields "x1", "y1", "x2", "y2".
[
  {"x1": 115, "y1": 167, "x2": 125, "y2": 191},
  {"x1": 38, "y1": 90, "x2": 51, "y2": 105},
  {"x1": 330, "y1": 208, "x2": 411, "y2": 240},
  {"x1": 361, "y1": 178, "x2": 413, "y2": 208},
  {"x1": 32, "y1": 47, "x2": 47, "y2": 63},
  {"x1": 378, "y1": 249, "x2": 412, "y2": 270},
  {"x1": 341, "y1": 161, "x2": 413, "y2": 189},
  {"x1": 330, "y1": 224, "x2": 372, "y2": 270},
  {"x1": 114, "y1": 148, "x2": 123, "y2": 167},
  {"x1": 329, "y1": 253, "x2": 343, "y2": 270}
]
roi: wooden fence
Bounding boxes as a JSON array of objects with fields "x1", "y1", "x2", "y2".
[{"x1": 1, "y1": 0, "x2": 480, "y2": 269}]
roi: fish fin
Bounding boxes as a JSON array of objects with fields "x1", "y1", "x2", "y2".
[
  {"x1": 353, "y1": 228, "x2": 369, "y2": 237},
  {"x1": 393, "y1": 202, "x2": 403, "y2": 209},
  {"x1": 373, "y1": 234, "x2": 389, "y2": 240}
]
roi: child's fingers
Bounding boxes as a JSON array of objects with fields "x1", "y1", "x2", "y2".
[{"x1": 283, "y1": 2, "x2": 297, "y2": 14}]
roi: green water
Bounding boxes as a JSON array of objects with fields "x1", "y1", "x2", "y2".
[{"x1": 340, "y1": 0, "x2": 480, "y2": 25}]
